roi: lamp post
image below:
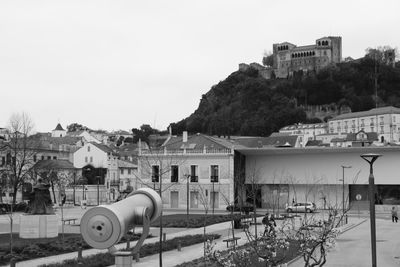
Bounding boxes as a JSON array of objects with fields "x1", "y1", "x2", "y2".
[
  {"x1": 341, "y1": 165, "x2": 352, "y2": 219},
  {"x1": 96, "y1": 176, "x2": 100, "y2": 206},
  {"x1": 360, "y1": 153, "x2": 382, "y2": 267},
  {"x1": 185, "y1": 174, "x2": 190, "y2": 228}
]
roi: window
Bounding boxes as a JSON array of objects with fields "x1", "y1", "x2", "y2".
[
  {"x1": 190, "y1": 165, "x2": 198, "y2": 182},
  {"x1": 33, "y1": 155, "x2": 37, "y2": 162},
  {"x1": 121, "y1": 169, "x2": 124, "y2": 175},
  {"x1": 152, "y1": 165, "x2": 160, "y2": 183},
  {"x1": 41, "y1": 155, "x2": 45, "y2": 160},
  {"x1": 87, "y1": 146, "x2": 90, "y2": 152},
  {"x1": 53, "y1": 156, "x2": 57, "y2": 160},
  {"x1": 381, "y1": 126, "x2": 384, "y2": 134},
  {"x1": 90, "y1": 156, "x2": 93, "y2": 163},
  {"x1": 393, "y1": 116, "x2": 396, "y2": 123},
  {"x1": 210, "y1": 165, "x2": 219, "y2": 183},
  {"x1": 47, "y1": 156, "x2": 51, "y2": 160},
  {"x1": 171, "y1": 165, "x2": 178, "y2": 183},
  {"x1": 371, "y1": 127, "x2": 374, "y2": 132},
  {"x1": 85, "y1": 157, "x2": 88, "y2": 163},
  {"x1": 1, "y1": 157, "x2": 5, "y2": 166},
  {"x1": 128, "y1": 169, "x2": 131, "y2": 175}
]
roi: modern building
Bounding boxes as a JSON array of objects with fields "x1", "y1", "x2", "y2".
[
  {"x1": 328, "y1": 106, "x2": 400, "y2": 143},
  {"x1": 273, "y1": 36, "x2": 342, "y2": 78},
  {"x1": 236, "y1": 146, "x2": 400, "y2": 211}
]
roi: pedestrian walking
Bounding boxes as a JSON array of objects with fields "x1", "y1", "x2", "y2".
[{"x1": 391, "y1": 206, "x2": 398, "y2": 223}]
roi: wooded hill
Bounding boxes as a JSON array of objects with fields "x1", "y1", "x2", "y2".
[{"x1": 170, "y1": 54, "x2": 400, "y2": 137}]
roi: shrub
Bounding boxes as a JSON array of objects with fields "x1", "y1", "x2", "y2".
[{"x1": 40, "y1": 234, "x2": 221, "y2": 267}]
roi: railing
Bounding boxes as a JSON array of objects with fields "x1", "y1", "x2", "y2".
[
  {"x1": 190, "y1": 175, "x2": 198, "y2": 182},
  {"x1": 141, "y1": 148, "x2": 233, "y2": 155}
]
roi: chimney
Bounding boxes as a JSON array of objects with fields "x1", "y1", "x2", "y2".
[{"x1": 182, "y1": 131, "x2": 188, "y2": 143}]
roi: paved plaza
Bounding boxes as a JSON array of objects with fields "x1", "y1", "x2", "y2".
[{"x1": 1, "y1": 207, "x2": 400, "y2": 267}]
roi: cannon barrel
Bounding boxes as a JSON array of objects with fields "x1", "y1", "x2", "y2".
[{"x1": 80, "y1": 188, "x2": 162, "y2": 249}]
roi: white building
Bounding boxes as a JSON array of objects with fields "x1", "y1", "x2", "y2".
[
  {"x1": 68, "y1": 130, "x2": 102, "y2": 144},
  {"x1": 138, "y1": 132, "x2": 235, "y2": 211},
  {"x1": 51, "y1": 123, "x2": 67, "y2": 138},
  {"x1": 279, "y1": 123, "x2": 328, "y2": 146},
  {"x1": 328, "y1": 106, "x2": 400, "y2": 143}
]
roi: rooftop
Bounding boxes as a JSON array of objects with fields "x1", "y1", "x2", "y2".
[{"x1": 331, "y1": 106, "x2": 400, "y2": 121}]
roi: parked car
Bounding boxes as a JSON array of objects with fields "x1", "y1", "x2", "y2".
[
  {"x1": 226, "y1": 203, "x2": 254, "y2": 213},
  {"x1": 286, "y1": 202, "x2": 316, "y2": 213}
]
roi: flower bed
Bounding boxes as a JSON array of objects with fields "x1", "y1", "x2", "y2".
[
  {"x1": 39, "y1": 234, "x2": 221, "y2": 267},
  {"x1": 151, "y1": 214, "x2": 246, "y2": 228},
  {"x1": 0, "y1": 233, "x2": 146, "y2": 265}
]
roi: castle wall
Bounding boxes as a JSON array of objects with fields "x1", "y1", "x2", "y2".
[{"x1": 273, "y1": 36, "x2": 342, "y2": 78}]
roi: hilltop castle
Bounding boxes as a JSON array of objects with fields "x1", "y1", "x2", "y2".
[{"x1": 273, "y1": 36, "x2": 342, "y2": 78}]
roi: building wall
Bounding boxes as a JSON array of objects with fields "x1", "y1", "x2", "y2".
[
  {"x1": 242, "y1": 147, "x2": 400, "y2": 209},
  {"x1": 329, "y1": 113, "x2": 400, "y2": 143},
  {"x1": 73, "y1": 143, "x2": 108, "y2": 168},
  {"x1": 138, "y1": 151, "x2": 234, "y2": 210}
]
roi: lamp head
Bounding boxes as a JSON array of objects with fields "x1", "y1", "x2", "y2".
[{"x1": 360, "y1": 153, "x2": 382, "y2": 164}]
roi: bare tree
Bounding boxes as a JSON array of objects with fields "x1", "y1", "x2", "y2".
[
  {"x1": 1, "y1": 113, "x2": 37, "y2": 204},
  {"x1": 137, "y1": 145, "x2": 187, "y2": 267},
  {"x1": 0, "y1": 113, "x2": 38, "y2": 255}
]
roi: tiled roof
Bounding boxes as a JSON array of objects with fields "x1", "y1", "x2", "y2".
[
  {"x1": 305, "y1": 140, "x2": 322, "y2": 147},
  {"x1": 280, "y1": 123, "x2": 327, "y2": 131},
  {"x1": 117, "y1": 159, "x2": 137, "y2": 168},
  {"x1": 331, "y1": 106, "x2": 400, "y2": 121},
  {"x1": 91, "y1": 142, "x2": 115, "y2": 154},
  {"x1": 233, "y1": 136, "x2": 299, "y2": 148},
  {"x1": 346, "y1": 131, "x2": 378, "y2": 142},
  {"x1": 33, "y1": 159, "x2": 75, "y2": 170},
  {"x1": 163, "y1": 134, "x2": 232, "y2": 150},
  {"x1": 54, "y1": 123, "x2": 64, "y2": 131}
]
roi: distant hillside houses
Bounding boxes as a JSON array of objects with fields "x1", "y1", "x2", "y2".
[{"x1": 278, "y1": 106, "x2": 400, "y2": 147}]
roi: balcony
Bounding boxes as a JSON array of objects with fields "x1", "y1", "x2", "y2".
[
  {"x1": 210, "y1": 175, "x2": 219, "y2": 183},
  {"x1": 190, "y1": 175, "x2": 198, "y2": 183}
]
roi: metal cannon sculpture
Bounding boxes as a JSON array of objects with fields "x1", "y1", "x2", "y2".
[{"x1": 80, "y1": 188, "x2": 162, "y2": 256}]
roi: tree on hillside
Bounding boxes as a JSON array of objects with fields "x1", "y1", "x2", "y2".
[
  {"x1": 66, "y1": 123, "x2": 90, "y2": 132},
  {"x1": 262, "y1": 50, "x2": 274, "y2": 67}
]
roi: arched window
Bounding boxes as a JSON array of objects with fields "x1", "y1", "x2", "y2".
[
  {"x1": 318, "y1": 41, "x2": 321, "y2": 46},
  {"x1": 312, "y1": 51, "x2": 315, "y2": 56}
]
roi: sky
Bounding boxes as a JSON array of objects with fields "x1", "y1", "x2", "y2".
[{"x1": 0, "y1": 0, "x2": 399, "y2": 133}]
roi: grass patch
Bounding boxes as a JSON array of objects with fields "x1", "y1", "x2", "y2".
[
  {"x1": 152, "y1": 214, "x2": 247, "y2": 228},
  {"x1": 39, "y1": 234, "x2": 221, "y2": 267},
  {"x1": 0, "y1": 233, "x2": 147, "y2": 265}
]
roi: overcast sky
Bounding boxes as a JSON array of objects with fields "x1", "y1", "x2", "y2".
[{"x1": 0, "y1": 0, "x2": 399, "y2": 133}]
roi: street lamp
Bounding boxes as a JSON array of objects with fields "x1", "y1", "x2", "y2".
[
  {"x1": 360, "y1": 153, "x2": 382, "y2": 267},
  {"x1": 96, "y1": 175, "x2": 100, "y2": 206},
  {"x1": 184, "y1": 174, "x2": 190, "y2": 228},
  {"x1": 340, "y1": 165, "x2": 352, "y2": 220}
]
